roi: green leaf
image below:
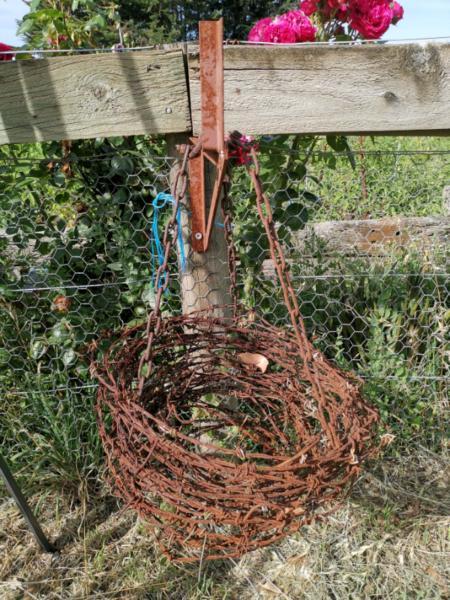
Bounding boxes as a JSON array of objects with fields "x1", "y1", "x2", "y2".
[
  {"x1": 108, "y1": 262, "x2": 123, "y2": 272},
  {"x1": 28, "y1": 9, "x2": 63, "y2": 22},
  {"x1": 35, "y1": 240, "x2": 52, "y2": 255},
  {"x1": 134, "y1": 305, "x2": 146, "y2": 317},
  {"x1": 285, "y1": 204, "x2": 309, "y2": 231},
  {"x1": 300, "y1": 190, "x2": 321, "y2": 204},
  {"x1": 285, "y1": 202, "x2": 306, "y2": 217},
  {"x1": 48, "y1": 322, "x2": 70, "y2": 344},
  {"x1": 110, "y1": 156, "x2": 134, "y2": 175},
  {"x1": 30, "y1": 339, "x2": 48, "y2": 360},
  {"x1": 62, "y1": 349, "x2": 77, "y2": 366},
  {"x1": 17, "y1": 19, "x2": 35, "y2": 35},
  {"x1": 0, "y1": 349, "x2": 11, "y2": 365},
  {"x1": 292, "y1": 164, "x2": 307, "y2": 180},
  {"x1": 326, "y1": 135, "x2": 348, "y2": 152},
  {"x1": 53, "y1": 217, "x2": 66, "y2": 232},
  {"x1": 84, "y1": 15, "x2": 106, "y2": 31},
  {"x1": 54, "y1": 172, "x2": 66, "y2": 187},
  {"x1": 141, "y1": 285, "x2": 156, "y2": 308}
]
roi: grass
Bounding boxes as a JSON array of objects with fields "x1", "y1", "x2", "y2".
[
  {"x1": 311, "y1": 136, "x2": 450, "y2": 220},
  {"x1": 0, "y1": 449, "x2": 448, "y2": 599},
  {"x1": 0, "y1": 135, "x2": 449, "y2": 597},
  {"x1": 0, "y1": 381, "x2": 103, "y2": 497}
]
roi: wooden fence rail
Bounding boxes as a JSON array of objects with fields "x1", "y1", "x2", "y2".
[
  {"x1": 0, "y1": 49, "x2": 191, "y2": 145},
  {"x1": 1, "y1": 41, "x2": 450, "y2": 145}
]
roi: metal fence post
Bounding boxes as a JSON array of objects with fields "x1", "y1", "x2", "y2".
[{"x1": 0, "y1": 454, "x2": 57, "y2": 553}]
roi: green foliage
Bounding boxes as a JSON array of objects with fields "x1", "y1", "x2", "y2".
[
  {"x1": 313, "y1": 136, "x2": 450, "y2": 219},
  {"x1": 251, "y1": 246, "x2": 449, "y2": 448},
  {"x1": 17, "y1": 0, "x2": 296, "y2": 48},
  {"x1": 0, "y1": 382, "x2": 103, "y2": 495},
  {"x1": 2, "y1": 136, "x2": 448, "y2": 497},
  {"x1": 226, "y1": 135, "x2": 449, "y2": 450},
  {"x1": 0, "y1": 139, "x2": 184, "y2": 495},
  {"x1": 18, "y1": 0, "x2": 121, "y2": 48},
  {"x1": 231, "y1": 135, "x2": 320, "y2": 267}
]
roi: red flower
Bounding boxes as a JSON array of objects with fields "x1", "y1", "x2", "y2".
[
  {"x1": 300, "y1": 0, "x2": 319, "y2": 16},
  {"x1": 0, "y1": 42, "x2": 15, "y2": 61},
  {"x1": 228, "y1": 134, "x2": 257, "y2": 166},
  {"x1": 348, "y1": 0, "x2": 394, "y2": 39},
  {"x1": 391, "y1": 1, "x2": 404, "y2": 24},
  {"x1": 277, "y1": 10, "x2": 317, "y2": 42},
  {"x1": 248, "y1": 17, "x2": 273, "y2": 42},
  {"x1": 248, "y1": 10, "x2": 316, "y2": 44},
  {"x1": 300, "y1": 0, "x2": 349, "y2": 20}
]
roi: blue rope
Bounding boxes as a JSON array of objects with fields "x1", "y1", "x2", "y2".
[
  {"x1": 151, "y1": 192, "x2": 186, "y2": 290},
  {"x1": 149, "y1": 193, "x2": 227, "y2": 290}
]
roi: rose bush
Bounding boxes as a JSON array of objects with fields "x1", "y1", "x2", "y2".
[{"x1": 250, "y1": 0, "x2": 404, "y2": 43}]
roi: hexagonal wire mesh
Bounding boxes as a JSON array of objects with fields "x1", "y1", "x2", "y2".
[{"x1": 1, "y1": 138, "x2": 448, "y2": 481}]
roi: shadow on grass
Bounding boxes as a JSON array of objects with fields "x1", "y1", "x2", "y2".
[{"x1": 352, "y1": 447, "x2": 450, "y2": 526}]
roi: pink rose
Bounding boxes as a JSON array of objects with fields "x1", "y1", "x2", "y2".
[
  {"x1": 248, "y1": 17, "x2": 273, "y2": 42},
  {"x1": 326, "y1": 0, "x2": 350, "y2": 15},
  {"x1": 277, "y1": 10, "x2": 317, "y2": 42},
  {"x1": 349, "y1": 0, "x2": 394, "y2": 39},
  {"x1": 391, "y1": 1, "x2": 404, "y2": 24},
  {"x1": 249, "y1": 10, "x2": 316, "y2": 43},
  {"x1": 263, "y1": 19, "x2": 298, "y2": 43},
  {"x1": 301, "y1": 0, "x2": 349, "y2": 20},
  {"x1": 0, "y1": 42, "x2": 15, "y2": 61},
  {"x1": 300, "y1": 0, "x2": 320, "y2": 16}
]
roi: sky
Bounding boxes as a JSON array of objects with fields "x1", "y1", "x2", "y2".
[{"x1": 0, "y1": 0, "x2": 449, "y2": 45}]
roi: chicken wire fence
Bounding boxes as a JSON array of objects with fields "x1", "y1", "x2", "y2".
[{"x1": 0, "y1": 139, "x2": 449, "y2": 455}]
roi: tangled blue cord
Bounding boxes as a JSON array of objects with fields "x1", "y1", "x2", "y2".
[
  {"x1": 150, "y1": 192, "x2": 227, "y2": 290},
  {"x1": 151, "y1": 192, "x2": 186, "y2": 290}
]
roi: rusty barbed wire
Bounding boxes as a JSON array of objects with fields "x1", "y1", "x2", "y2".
[
  {"x1": 91, "y1": 139, "x2": 381, "y2": 563},
  {"x1": 136, "y1": 144, "x2": 190, "y2": 398},
  {"x1": 92, "y1": 312, "x2": 380, "y2": 563}
]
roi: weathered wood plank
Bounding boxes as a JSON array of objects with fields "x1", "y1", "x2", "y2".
[
  {"x1": 189, "y1": 43, "x2": 450, "y2": 136},
  {"x1": 0, "y1": 49, "x2": 191, "y2": 145},
  {"x1": 262, "y1": 215, "x2": 449, "y2": 278},
  {"x1": 2, "y1": 42, "x2": 450, "y2": 144},
  {"x1": 295, "y1": 216, "x2": 450, "y2": 255}
]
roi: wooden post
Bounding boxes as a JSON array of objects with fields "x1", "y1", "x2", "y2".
[{"x1": 166, "y1": 135, "x2": 231, "y2": 317}]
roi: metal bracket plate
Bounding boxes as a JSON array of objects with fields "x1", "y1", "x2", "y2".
[{"x1": 189, "y1": 18, "x2": 227, "y2": 253}]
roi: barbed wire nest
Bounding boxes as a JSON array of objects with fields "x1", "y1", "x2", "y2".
[{"x1": 91, "y1": 312, "x2": 380, "y2": 563}]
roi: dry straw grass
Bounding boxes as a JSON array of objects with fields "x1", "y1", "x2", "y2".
[{"x1": 1, "y1": 448, "x2": 449, "y2": 599}]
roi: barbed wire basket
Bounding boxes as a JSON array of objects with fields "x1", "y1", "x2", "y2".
[{"x1": 91, "y1": 142, "x2": 380, "y2": 563}]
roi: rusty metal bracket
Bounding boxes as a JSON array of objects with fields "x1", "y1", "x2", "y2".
[{"x1": 189, "y1": 18, "x2": 227, "y2": 253}]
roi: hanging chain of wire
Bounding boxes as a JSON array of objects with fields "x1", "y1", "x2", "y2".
[
  {"x1": 245, "y1": 143, "x2": 337, "y2": 442},
  {"x1": 136, "y1": 145, "x2": 190, "y2": 397}
]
